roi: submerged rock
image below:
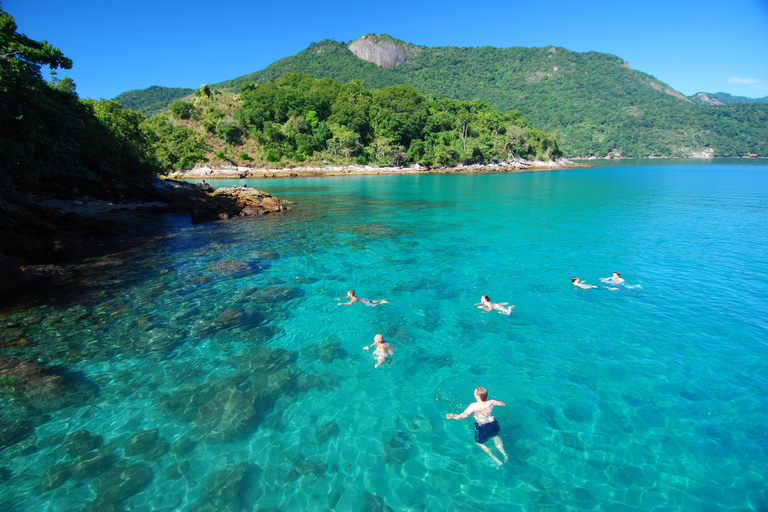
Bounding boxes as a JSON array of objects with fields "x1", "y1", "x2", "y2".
[
  {"x1": 63, "y1": 429, "x2": 103, "y2": 457},
  {"x1": 36, "y1": 463, "x2": 70, "y2": 492},
  {"x1": 250, "y1": 285, "x2": 303, "y2": 304},
  {"x1": 0, "y1": 358, "x2": 98, "y2": 413},
  {"x1": 208, "y1": 259, "x2": 261, "y2": 276},
  {"x1": 0, "y1": 420, "x2": 33, "y2": 449},
  {"x1": 314, "y1": 421, "x2": 340, "y2": 445},
  {"x1": 156, "y1": 346, "x2": 324, "y2": 443},
  {"x1": 216, "y1": 308, "x2": 244, "y2": 324},
  {"x1": 195, "y1": 386, "x2": 259, "y2": 443},
  {"x1": 200, "y1": 462, "x2": 253, "y2": 512},
  {"x1": 363, "y1": 492, "x2": 395, "y2": 512},
  {"x1": 164, "y1": 461, "x2": 190, "y2": 480},
  {"x1": 286, "y1": 458, "x2": 327, "y2": 482},
  {"x1": 302, "y1": 337, "x2": 348, "y2": 363},
  {"x1": 93, "y1": 461, "x2": 153, "y2": 510},
  {"x1": 170, "y1": 437, "x2": 199, "y2": 456},
  {"x1": 123, "y1": 429, "x2": 161, "y2": 457},
  {"x1": 72, "y1": 448, "x2": 112, "y2": 480},
  {"x1": 383, "y1": 432, "x2": 413, "y2": 465}
]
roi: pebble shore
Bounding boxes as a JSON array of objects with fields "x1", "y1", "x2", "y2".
[{"x1": 167, "y1": 159, "x2": 582, "y2": 180}]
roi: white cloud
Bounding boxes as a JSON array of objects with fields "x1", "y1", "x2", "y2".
[{"x1": 727, "y1": 77, "x2": 760, "y2": 84}]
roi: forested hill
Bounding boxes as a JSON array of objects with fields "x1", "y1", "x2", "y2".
[
  {"x1": 114, "y1": 86, "x2": 194, "y2": 116},
  {"x1": 207, "y1": 36, "x2": 767, "y2": 158}
]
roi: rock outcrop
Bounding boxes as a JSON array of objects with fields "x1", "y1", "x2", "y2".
[
  {"x1": 348, "y1": 34, "x2": 414, "y2": 69},
  {"x1": 0, "y1": 180, "x2": 291, "y2": 295}
]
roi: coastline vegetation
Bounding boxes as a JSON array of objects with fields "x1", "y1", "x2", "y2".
[
  {"x1": 0, "y1": 8, "x2": 161, "y2": 194},
  {"x1": 146, "y1": 73, "x2": 561, "y2": 171}
]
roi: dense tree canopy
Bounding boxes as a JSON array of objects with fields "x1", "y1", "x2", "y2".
[
  {"x1": 0, "y1": 8, "x2": 160, "y2": 194},
  {"x1": 145, "y1": 73, "x2": 560, "y2": 170}
]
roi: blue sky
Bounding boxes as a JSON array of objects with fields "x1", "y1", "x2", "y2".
[{"x1": 5, "y1": 0, "x2": 768, "y2": 100}]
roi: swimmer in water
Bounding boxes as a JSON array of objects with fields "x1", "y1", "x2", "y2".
[
  {"x1": 336, "y1": 289, "x2": 388, "y2": 308},
  {"x1": 601, "y1": 272, "x2": 625, "y2": 285},
  {"x1": 572, "y1": 277, "x2": 597, "y2": 289},
  {"x1": 475, "y1": 295, "x2": 514, "y2": 315},
  {"x1": 446, "y1": 386, "x2": 509, "y2": 468},
  {"x1": 363, "y1": 334, "x2": 395, "y2": 368}
]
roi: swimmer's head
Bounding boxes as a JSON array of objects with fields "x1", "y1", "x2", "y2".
[
  {"x1": 374, "y1": 334, "x2": 384, "y2": 343},
  {"x1": 475, "y1": 386, "x2": 488, "y2": 401},
  {"x1": 572, "y1": 277, "x2": 579, "y2": 283},
  {"x1": 347, "y1": 289, "x2": 355, "y2": 297},
  {"x1": 613, "y1": 272, "x2": 620, "y2": 278},
  {"x1": 481, "y1": 295, "x2": 490, "y2": 303}
]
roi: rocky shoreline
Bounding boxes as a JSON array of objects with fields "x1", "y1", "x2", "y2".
[
  {"x1": 168, "y1": 158, "x2": 581, "y2": 180},
  {"x1": 0, "y1": 180, "x2": 291, "y2": 295}
]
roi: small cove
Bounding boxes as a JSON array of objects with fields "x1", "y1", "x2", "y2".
[{"x1": 1, "y1": 160, "x2": 767, "y2": 511}]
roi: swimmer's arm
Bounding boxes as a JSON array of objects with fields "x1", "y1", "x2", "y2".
[
  {"x1": 337, "y1": 300, "x2": 354, "y2": 305},
  {"x1": 491, "y1": 400, "x2": 506, "y2": 407},
  {"x1": 447, "y1": 403, "x2": 477, "y2": 420}
]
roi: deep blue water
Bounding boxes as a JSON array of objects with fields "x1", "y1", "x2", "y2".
[{"x1": 1, "y1": 160, "x2": 767, "y2": 511}]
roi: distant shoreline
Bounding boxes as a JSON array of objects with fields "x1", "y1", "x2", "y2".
[{"x1": 166, "y1": 159, "x2": 585, "y2": 180}]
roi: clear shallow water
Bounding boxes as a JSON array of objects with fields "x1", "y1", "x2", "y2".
[{"x1": 1, "y1": 161, "x2": 767, "y2": 511}]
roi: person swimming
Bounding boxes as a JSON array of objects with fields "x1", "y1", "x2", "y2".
[
  {"x1": 475, "y1": 295, "x2": 514, "y2": 315},
  {"x1": 335, "y1": 289, "x2": 388, "y2": 308},
  {"x1": 572, "y1": 277, "x2": 597, "y2": 289},
  {"x1": 363, "y1": 334, "x2": 396, "y2": 368},
  {"x1": 446, "y1": 386, "x2": 509, "y2": 468},
  {"x1": 601, "y1": 272, "x2": 625, "y2": 285}
]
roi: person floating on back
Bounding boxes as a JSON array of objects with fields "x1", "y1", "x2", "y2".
[
  {"x1": 446, "y1": 386, "x2": 509, "y2": 469},
  {"x1": 600, "y1": 272, "x2": 625, "y2": 285},
  {"x1": 475, "y1": 295, "x2": 514, "y2": 315},
  {"x1": 335, "y1": 289, "x2": 388, "y2": 307},
  {"x1": 572, "y1": 277, "x2": 597, "y2": 289},
  {"x1": 363, "y1": 334, "x2": 395, "y2": 368}
]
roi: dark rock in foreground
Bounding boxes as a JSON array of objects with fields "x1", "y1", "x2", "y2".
[{"x1": 0, "y1": 180, "x2": 291, "y2": 296}]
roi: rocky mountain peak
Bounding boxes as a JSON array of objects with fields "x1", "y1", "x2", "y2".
[{"x1": 347, "y1": 34, "x2": 414, "y2": 69}]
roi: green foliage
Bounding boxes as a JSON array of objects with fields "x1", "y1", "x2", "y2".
[
  {"x1": 370, "y1": 85, "x2": 428, "y2": 148},
  {"x1": 210, "y1": 37, "x2": 768, "y2": 158},
  {"x1": 114, "y1": 86, "x2": 195, "y2": 117},
  {"x1": 0, "y1": 8, "x2": 161, "y2": 194},
  {"x1": 217, "y1": 121, "x2": 242, "y2": 145},
  {"x1": 170, "y1": 100, "x2": 195, "y2": 119},
  {"x1": 145, "y1": 114, "x2": 206, "y2": 170},
  {"x1": 159, "y1": 73, "x2": 559, "y2": 169}
]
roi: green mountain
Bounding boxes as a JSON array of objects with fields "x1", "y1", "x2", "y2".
[
  {"x1": 688, "y1": 91, "x2": 768, "y2": 105},
  {"x1": 124, "y1": 35, "x2": 768, "y2": 158},
  {"x1": 114, "y1": 86, "x2": 194, "y2": 116}
]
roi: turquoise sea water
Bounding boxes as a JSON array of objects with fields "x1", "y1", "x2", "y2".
[{"x1": 1, "y1": 160, "x2": 767, "y2": 511}]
